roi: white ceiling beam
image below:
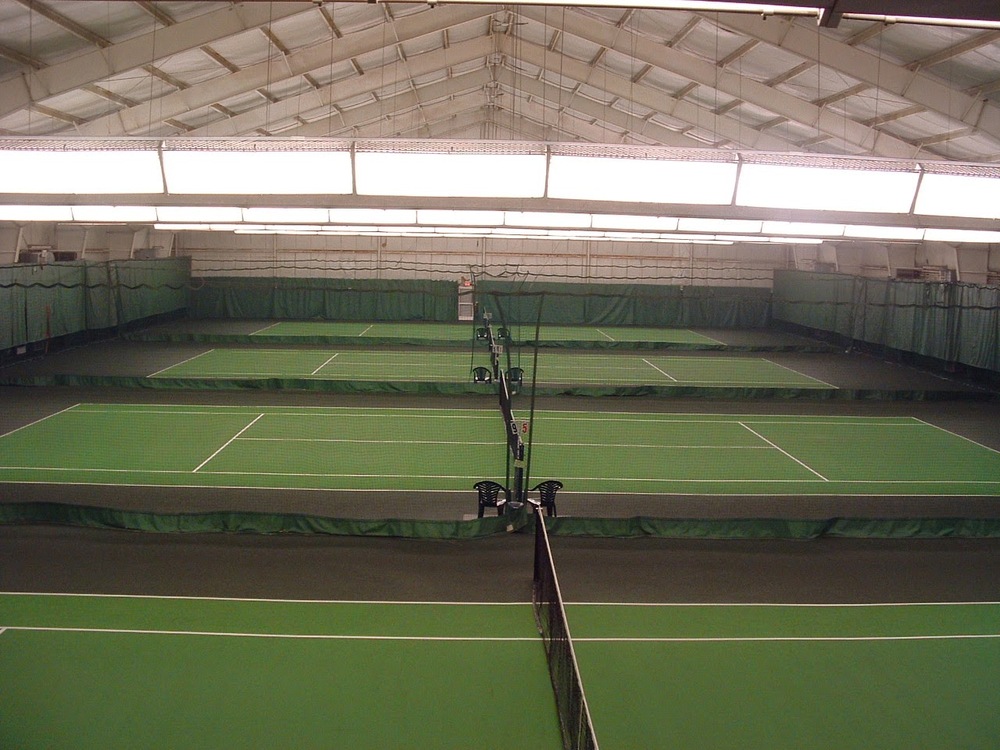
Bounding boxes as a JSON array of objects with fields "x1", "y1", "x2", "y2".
[
  {"x1": 76, "y1": 5, "x2": 495, "y2": 136},
  {"x1": 513, "y1": 37, "x2": 803, "y2": 152},
  {"x1": 712, "y1": 14, "x2": 1000, "y2": 145},
  {"x1": 518, "y1": 6, "x2": 920, "y2": 158},
  {"x1": 187, "y1": 36, "x2": 495, "y2": 136},
  {"x1": 0, "y1": 2, "x2": 310, "y2": 121}
]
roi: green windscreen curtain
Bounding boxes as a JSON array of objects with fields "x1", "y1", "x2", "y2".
[
  {"x1": 188, "y1": 277, "x2": 457, "y2": 321},
  {"x1": 773, "y1": 270, "x2": 1000, "y2": 372},
  {"x1": 0, "y1": 258, "x2": 190, "y2": 351},
  {"x1": 476, "y1": 281, "x2": 771, "y2": 327}
]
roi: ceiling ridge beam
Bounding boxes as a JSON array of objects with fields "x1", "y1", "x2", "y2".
[
  {"x1": 186, "y1": 35, "x2": 494, "y2": 137},
  {"x1": 76, "y1": 5, "x2": 495, "y2": 136},
  {"x1": 0, "y1": 2, "x2": 310, "y2": 121},
  {"x1": 708, "y1": 13, "x2": 1000, "y2": 146},
  {"x1": 517, "y1": 6, "x2": 919, "y2": 158}
]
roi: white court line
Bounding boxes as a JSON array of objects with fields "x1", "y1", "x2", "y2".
[
  {"x1": 690, "y1": 330, "x2": 727, "y2": 345},
  {"x1": 357, "y1": 324, "x2": 374, "y2": 336},
  {"x1": 642, "y1": 358, "x2": 678, "y2": 382},
  {"x1": 192, "y1": 414, "x2": 265, "y2": 473},
  {"x1": 0, "y1": 626, "x2": 537, "y2": 642},
  {"x1": 595, "y1": 329, "x2": 616, "y2": 341},
  {"x1": 738, "y1": 422, "x2": 829, "y2": 481},
  {"x1": 0, "y1": 592, "x2": 528, "y2": 605},
  {"x1": 148, "y1": 349, "x2": 215, "y2": 378},
  {"x1": 0, "y1": 403, "x2": 80, "y2": 439},
  {"x1": 569, "y1": 600, "x2": 1000, "y2": 608},
  {"x1": 248, "y1": 322, "x2": 281, "y2": 335},
  {"x1": 911, "y1": 417, "x2": 1000, "y2": 456},
  {"x1": 236, "y1": 437, "x2": 773, "y2": 449},
  {"x1": 575, "y1": 633, "x2": 1000, "y2": 643},
  {"x1": 761, "y1": 357, "x2": 838, "y2": 388},
  {"x1": 310, "y1": 352, "x2": 340, "y2": 376}
]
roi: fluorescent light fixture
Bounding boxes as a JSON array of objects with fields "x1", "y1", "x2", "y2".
[
  {"x1": 0, "y1": 149, "x2": 163, "y2": 194},
  {"x1": 923, "y1": 228, "x2": 1000, "y2": 244},
  {"x1": 549, "y1": 153, "x2": 737, "y2": 205},
  {"x1": 329, "y1": 208, "x2": 417, "y2": 225},
  {"x1": 243, "y1": 208, "x2": 331, "y2": 223},
  {"x1": 0, "y1": 204, "x2": 73, "y2": 221},
  {"x1": 592, "y1": 214, "x2": 679, "y2": 231},
  {"x1": 71, "y1": 205, "x2": 158, "y2": 223},
  {"x1": 416, "y1": 210, "x2": 504, "y2": 226},
  {"x1": 156, "y1": 206, "x2": 243, "y2": 223},
  {"x1": 737, "y1": 160, "x2": 920, "y2": 213},
  {"x1": 762, "y1": 221, "x2": 846, "y2": 237},
  {"x1": 914, "y1": 170, "x2": 1000, "y2": 220},
  {"x1": 844, "y1": 225, "x2": 925, "y2": 240},
  {"x1": 162, "y1": 149, "x2": 352, "y2": 195},
  {"x1": 678, "y1": 218, "x2": 762, "y2": 233},
  {"x1": 355, "y1": 143, "x2": 546, "y2": 198},
  {"x1": 505, "y1": 211, "x2": 591, "y2": 228}
]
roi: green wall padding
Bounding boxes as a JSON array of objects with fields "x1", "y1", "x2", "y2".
[
  {"x1": 773, "y1": 270, "x2": 1000, "y2": 373},
  {"x1": 0, "y1": 502, "x2": 529, "y2": 539},
  {"x1": 476, "y1": 281, "x2": 772, "y2": 327},
  {"x1": 188, "y1": 277, "x2": 457, "y2": 321},
  {"x1": 547, "y1": 516, "x2": 1000, "y2": 539},
  {"x1": 1, "y1": 258, "x2": 190, "y2": 351}
]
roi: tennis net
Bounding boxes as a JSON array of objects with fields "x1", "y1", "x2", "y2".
[
  {"x1": 533, "y1": 511, "x2": 600, "y2": 750},
  {"x1": 481, "y1": 313, "x2": 526, "y2": 507}
]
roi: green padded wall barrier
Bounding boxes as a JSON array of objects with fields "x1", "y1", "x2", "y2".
[
  {"x1": 475, "y1": 280, "x2": 772, "y2": 328},
  {"x1": 188, "y1": 277, "x2": 457, "y2": 321},
  {"x1": 773, "y1": 270, "x2": 1000, "y2": 373}
]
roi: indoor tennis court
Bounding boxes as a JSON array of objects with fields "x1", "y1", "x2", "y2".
[{"x1": 3, "y1": 403, "x2": 997, "y2": 497}]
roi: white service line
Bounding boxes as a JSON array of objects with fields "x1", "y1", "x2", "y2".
[
  {"x1": 357, "y1": 324, "x2": 374, "y2": 336},
  {"x1": 310, "y1": 352, "x2": 340, "y2": 375},
  {"x1": 0, "y1": 625, "x2": 537, "y2": 642},
  {"x1": 642, "y1": 358, "x2": 678, "y2": 382},
  {"x1": 0, "y1": 403, "x2": 80, "y2": 439},
  {"x1": 576, "y1": 633, "x2": 1000, "y2": 643},
  {"x1": 148, "y1": 349, "x2": 215, "y2": 378},
  {"x1": 249, "y1": 322, "x2": 281, "y2": 335},
  {"x1": 595, "y1": 329, "x2": 616, "y2": 341},
  {"x1": 739, "y1": 421, "x2": 829, "y2": 481},
  {"x1": 192, "y1": 414, "x2": 265, "y2": 473}
]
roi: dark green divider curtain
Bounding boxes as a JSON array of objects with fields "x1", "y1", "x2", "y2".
[
  {"x1": 773, "y1": 270, "x2": 1000, "y2": 373},
  {"x1": 188, "y1": 277, "x2": 457, "y2": 321},
  {"x1": 476, "y1": 280, "x2": 771, "y2": 327},
  {"x1": 1, "y1": 258, "x2": 190, "y2": 351}
]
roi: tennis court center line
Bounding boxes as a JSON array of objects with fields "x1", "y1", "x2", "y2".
[
  {"x1": 147, "y1": 348, "x2": 215, "y2": 378},
  {"x1": 249, "y1": 322, "x2": 281, "y2": 335},
  {"x1": 760, "y1": 357, "x2": 838, "y2": 388},
  {"x1": 310, "y1": 352, "x2": 340, "y2": 375},
  {"x1": 911, "y1": 417, "x2": 1000, "y2": 455},
  {"x1": 192, "y1": 413, "x2": 265, "y2": 473},
  {"x1": 0, "y1": 403, "x2": 80, "y2": 439},
  {"x1": 0, "y1": 626, "x2": 539, "y2": 642},
  {"x1": 738, "y1": 422, "x2": 829, "y2": 481},
  {"x1": 642, "y1": 358, "x2": 678, "y2": 382}
]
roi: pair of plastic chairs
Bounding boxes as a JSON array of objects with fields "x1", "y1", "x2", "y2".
[{"x1": 474, "y1": 479, "x2": 562, "y2": 518}]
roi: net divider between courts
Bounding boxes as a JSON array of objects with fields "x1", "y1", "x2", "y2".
[
  {"x1": 533, "y1": 511, "x2": 600, "y2": 750},
  {"x1": 482, "y1": 311, "x2": 527, "y2": 508}
]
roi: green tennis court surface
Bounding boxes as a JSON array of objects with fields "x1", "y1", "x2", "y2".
[
  {"x1": 569, "y1": 601, "x2": 1000, "y2": 750},
  {"x1": 251, "y1": 321, "x2": 723, "y2": 345},
  {"x1": 0, "y1": 593, "x2": 562, "y2": 750},
  {"x1": 2, "y1": 404, "x2": 998, "y2": 496},
  {"x1": 151, "y1": 349, "x2": 833, "y2": 388},
  {"x1": 3, "y1": 593, "x2": 997, "y2": 750}
]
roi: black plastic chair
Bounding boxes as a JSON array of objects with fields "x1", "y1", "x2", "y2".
[
  {"x1": 475, "y1": 327, "x2": 488, "y2": 341},
  {"x1": 472, "y1": 366, "x2": 492, "y2": 383},
  {"x1": 507, "y1": 367, "x2": 524, "y2": 387},
  {"x1": 530, "y1": 480, "x2": 563, "y2": 517},
  {"x1": 474, "y1": 480, "x2": 509, "y2": 518}
]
